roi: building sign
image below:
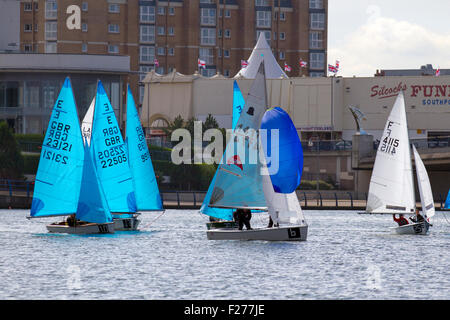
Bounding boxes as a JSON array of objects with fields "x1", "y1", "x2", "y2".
[
  {"x1": 297, "y1": 126, "x2": 334, "y2": 131},
  {"x1": 370, "y1": 81, "x2": 450, "y2": 106}
]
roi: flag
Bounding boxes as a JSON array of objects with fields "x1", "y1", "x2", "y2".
[
  {"x1": 154, "y1": 58, "x2": 159, "y2": 67},
  {"x1": 335, "y1": 60, "x2": 340, "y2": 71},
  {"x1": 436, "y1": 67, "x2": 441, "y2": 76},
  {"x1": 241, "y1": 60, "x2": 248, "y2": 68},
  {"x1": 284, "y1": 63, "x2": 292, "y2": 72},
  {"x1": 299, "y1": 59, "x2": 307, "y2": 68},
  {"x1": 328, "y1": 64, "x2": 338, "y2": 73},
  {"x1": 198, "y1": 58, "x2": 206, "y2": 69}
]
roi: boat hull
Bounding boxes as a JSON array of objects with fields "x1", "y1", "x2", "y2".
[
  {"x1": 392, "y1": 221, "x2": 430, "y2": 235},
  {"x1": 206, "y1": 225, "x2": 308, "y2": 241},
  {"x1": 113, "y1": 217, "x2": 140, "y2": 231},
  {"x1": 46, "y1": 222, "x2": 114, "y2": 234},
  {"x1": 206, "y1": 221, "x2": 238, "y2": 230}
]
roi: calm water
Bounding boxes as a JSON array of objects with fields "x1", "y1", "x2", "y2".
[{"x1": 0, "y1": 209, "x2": 449, "y2": 300}]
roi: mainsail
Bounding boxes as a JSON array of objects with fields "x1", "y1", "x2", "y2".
[
  {"x1": 91, "y1": 80, "x2": 137, "y2": 213},
  {"x1": 75, "y1": 141, "x2": 112, "y2": 224},
  {"x1": 30, "y1": 77, "x2": 84, "y2": 218},
  {"x1": 445, "y1": 189, "x2": 450, "y2": 210},
  {"x1": 208, "y1": 63, "x2": 268, "y2": 210},
  {"x1": 232, "y1": 80, "x2": 245, "y2": 129},
  {"x1": 125, "y1": 85, "x2": 163, "y2": 211},
  {"x1": 412, "y1": 145, "x2": 435, "y2": 219},
  {"x1": 81, "y1": 97, "x2": 95, "y2": 146},
  {"x1": 366, "y1": 91, "x2": 415, "y2": 214}
]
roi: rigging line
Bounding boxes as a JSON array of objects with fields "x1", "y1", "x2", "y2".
[
  {"x1": 440, "y1": 211, "x2": 450, "y2": 225},
  {"x1": 141, "y1": 210, "x2": 167, "y2": 230}
]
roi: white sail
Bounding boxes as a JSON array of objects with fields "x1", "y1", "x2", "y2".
[
  {"x1": 81, "y1": 97, "x2": 95, "y2": 146},
  {"x1": 262, "y1": 166, "x2": 306, "y2": 226},
  {"x1": 366, "y1": 91, "x2": 415, "y2": 214},
  {"x1": 412, "y1": 145, "x2": 435, "y2": 218}
]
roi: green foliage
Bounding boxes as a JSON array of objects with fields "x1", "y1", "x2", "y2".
[
  {"x1": 298, "y1": 179, "x2": 335, "y2": 190},
  {"x1": 22, "y1": 154, "x2": 40, "y2": 174},
  {"x1": 0, "y1": 122, "x2": 25, "y2": 179}
]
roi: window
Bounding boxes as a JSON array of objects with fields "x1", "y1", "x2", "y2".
[
  {"x1": 139, "y1": 66, "x2": 152, "y2": 82},
  {"x1": 45, "y1": 42, "x2": 57, "y2": 53},
  {"x1": 45, "y1": 21, "x2": 57, "y2": 40},
  {"x1": 24, "y1": 44, "x2": 33, "y2": 52},
  {"x1": 200, "y1": 0, "x2": 214, "y2": 3},
  {"x1": 200, "y1": 28, "x2": 216, "y2": 45},
  {"x1": 225, "y1": 9, "x2": 230, "y2": 18},
  {"x1": 309, "y1": 31, "x2": 323, "y2": 49},
  {"x1": 168, "y1": 27, "x2": 174, "y2": 36},
  {"x1": 156, "y1": 67, "x2": 164, "y2": 74},
  {"x1": 224, "y1": 29, "x2": 231, "y2": 38},
  {"x1": 223, "y1": 49, "x2": 230, "y2": 58},
  {"x1": 45, "y1": 0, "x2": 57, "y2": 19},
  {"x1": 168, "y1": 48, "x2": 174, "y2": 56},
  {"x1": 169, "y1": 7, "x2": 175, "y2": 15},
  {"x1": 140, "y1": 25, "x2": 155, "y2": 43},
  {"x1": 157, "y1": 7, "x2": 165, "y2": 15},
  {"x1": 140, "y1": 6, "x2": 155, "y2": 23},
  {"x1": 201, "y1": 68, "x2": 216, "y2": 77},
  {"x1": 108, "y1": 44, "x2": 119, "y2": 54},
  {"x1": 309, "y1": 0, "x2": 323, "y2": 9},
  {"x1": 24, "y1": 3, "x2": 32, "y2": 11},
  {"x1": 157, "y1": 26, "x2": 165, "y2": 35},
  {"x1": 280, "y1": 12, "x2": 286, "y2": 21},
  {"x1": 279, "y1": 51, "x2": 285, "y2": 60},
  {"x1": 24, "y1": 81, "x2": 40, "y2": 108},
  {"x1": 224, "y1": 69, "x2": 230, "y2": 77},
  {"x1": 82, "y1": 23, "x2": 88, "y2": 32},
  {"x1": 200, "y1": 8, "x2": 216, "y2": 26},
  {"x1": 310, "y1": 13, "x2": 325, "y2": 30},
  {"x1": 24, "y1": 24, "x2": 32, "y2": 32},
  {"x1": 82, "y1": 2, "x2": 88, "y2": 11},
  {"x1": 108, "y1": 24, "x2": 120, "y2": 33},
  {"x1": 140, "y1": 45, "x2": 155, "y2": 63},
  {"x1": 108, "y1": 4, "x2": 120, "y2": 13},
  {"x1": 199, "y1": 47, "x2": 214, "y2": 64},
  {"x1": 81, "y1": 43, "x2": 87, "y2": 52},
  {"x1": 310, "y1": 72, "x2": 324, "y2": 77},
  {"x1": 310, "y1": 52, "x2": 324, "y2": 70},
  {"x1": 157, "y1": 47, "x2": 165, "y2": 56},
  {"x1": 256, "y1": 11, "x2": 271, "y2": 28},
  {"x1": 255, "y1": 0, "x2": 269, "y2": 6},
  {"x1": 218, "y1": 29, "x2": 222, "y2": 38},
  {"x1": 279, "y1": 32, "x2": 286, "y2": 40},
  {"x1": 256, "y1": 30, "x2": 271, "y2": 42}
]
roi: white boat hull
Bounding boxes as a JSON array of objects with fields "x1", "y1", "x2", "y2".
[
  {"x1": 206, "y1": 221, "x2": 238, "y2": 230},
  {"x1": 392, "y1": 221, "x2": 430, "y2": 235},
  {"x1": 46, "y1": 222, "x2": 114, "y2": 234},
  {"x1": 206, "y1": 225, "x2": 308, "y2": 241},
  {"x1": 113, "y1": 217, "x2": 140, "y2": 231}
]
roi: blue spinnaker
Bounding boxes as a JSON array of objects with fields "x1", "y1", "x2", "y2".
[
  {"x1": 232, "y1": 80, "x2": 245, "y2": 129},
  {"x1": 91, "y1": 80, "x2": 137, "y2": 214},
  {"x1": 445, "y1": 189, "x2": 450, "y2": 209},
  {"x1": 208, "y1": 63, "x2": 268, "y2": 210},
  {"x1": 261, "y1": 107, "x2": 303, "y2": 193},
  {"x1": 125, "y1": 85, "x2": 163, "y2": 211},
  {"x1": 31, "y1": 77, "x2": 84, "y2": 217},
  {"x1": 76, "y1": 141, "x2": 113, "y2": 223}
]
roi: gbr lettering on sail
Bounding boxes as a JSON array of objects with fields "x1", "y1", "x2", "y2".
[{"x1": 380, "y1": 121, "x2": 399, "y2": 155}]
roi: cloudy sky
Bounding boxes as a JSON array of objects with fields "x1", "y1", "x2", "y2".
[{"x1": 328, "y1": 0, "x2": 450, "y2": 77}]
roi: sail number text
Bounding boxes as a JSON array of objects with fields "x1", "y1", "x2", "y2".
[
  {"x1": 380, "y1": 121, "x2": 399, "y2": 155},
  {"x1": 99, "y1": 125, "x2": 127, "y2": 168},
  {"x1": 135, "y1": 125, "x2": 150, "y2": 163}
]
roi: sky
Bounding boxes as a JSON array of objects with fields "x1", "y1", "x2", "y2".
[{"x1": 328, "y1": 0, "x2": 450, "y2": 77}]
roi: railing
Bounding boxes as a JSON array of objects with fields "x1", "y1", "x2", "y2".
[{"x1": 0, "y1": 179, "x2": 34, "y2": 197}]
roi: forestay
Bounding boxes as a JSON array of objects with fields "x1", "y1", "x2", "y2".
[
  {"x1": 91, "y1": 80, "x2": 137, "y2": 213},
  {"x1": 30, "y1": 77, "x2": 84, "y2": 218},
  {"x1": 412, "y1": 145, "x2": 435, "y2": 219},
  {"x1": 125, "y1": 85, "x2": 163, "y2": 211},
  {"x1": 366, "y1": 91, "x2": 415, "y2": 214},
  {"x1": 208, "y1": 63, "x2": 268, "y2": 210}
]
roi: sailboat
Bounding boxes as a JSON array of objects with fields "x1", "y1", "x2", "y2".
[
  {"x1": 444, "y1": 189, "x2": 450, "y2": 210},
  {"x1": 205, "y1": 62, "x2": 308, "y2": 241},
  {"x1": 29, "y1": 77, "x2": 114, "y2": 234},
  {"x1": 90, "y1": 80, "x2": 139, "y2": 231},
  {"x1": 125, "y1": 85, "x2": 164, "y2": 215},
  {"x1": 200, "y1": 80, "x2": 244, "y2": 230},
  {"x1": 365, "y1": 91, "x2": 434, "y2": 235}
]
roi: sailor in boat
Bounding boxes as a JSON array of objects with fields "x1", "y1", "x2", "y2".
[
  {"x1": 409, "y1": 209, "x2": 425, "y2": 224},
  {"x1": 393, "y1": 214, "x2": 409, "y2": 226},
  {"x1": 233, "y1": 209, "x2": 252, "y2": 230}
]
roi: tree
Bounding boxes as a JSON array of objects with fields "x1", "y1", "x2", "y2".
[{"x1": 0, "y1": 121, "x2": 24, "y2": 179}]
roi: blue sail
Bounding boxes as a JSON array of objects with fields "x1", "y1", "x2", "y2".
[
  {"x1": 75, "y1": 141, "x2": 113, "y2": 223},
  {"x1": 91, "y1": 80, "x2": 137, "y2": 215},
  {"x1": 31, "y1": 77, "x2": 84, "y2": 218},
  {"x1": 232, "y1": 80, "x2": 245, "y2": 129},
  {"x1": 125, "y1": 85, "x2": 163, "y2": 211},
  {"x1": 445, "y1": 189, "x2": 450, "y2": 209},
  {"x1": 208, "y1": 63, "x2": 268, "y2": 210},
  {"x1": 261, "y1": 107, "x2": 303, "y2": 193}
]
